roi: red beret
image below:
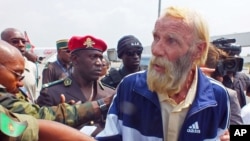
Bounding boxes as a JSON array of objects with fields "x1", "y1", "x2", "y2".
[{"x1": 68, "y1": 35, "x2": 107, "y2": 53}]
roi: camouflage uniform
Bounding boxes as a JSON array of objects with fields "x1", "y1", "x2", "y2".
[
  {"x1": 0, "y1": 105, "x2": 38, "y2": 141},
  {"x1": 0, "y1": 85, "x2": 98, "y2": 128}
]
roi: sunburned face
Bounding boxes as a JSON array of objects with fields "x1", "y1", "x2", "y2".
[
  {"x1": 147, "y1": 16, "x2": 197, "y2": 96},
  {"x1": 147, "y1": 47, "x2": 194, "y2": 96}
]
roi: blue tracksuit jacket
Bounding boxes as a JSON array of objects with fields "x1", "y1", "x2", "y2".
[{"x1": 96, "y1": 69, "x2": 230, "y2": 141}]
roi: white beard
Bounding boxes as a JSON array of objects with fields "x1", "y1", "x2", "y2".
[{"x1": 147, "y1": 49, "x2": 194, "y2": 96}]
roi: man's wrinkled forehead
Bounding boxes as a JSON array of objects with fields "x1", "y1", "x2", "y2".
[{"x1": 154, "y1": 16, "x2": 195, "y2": 44}]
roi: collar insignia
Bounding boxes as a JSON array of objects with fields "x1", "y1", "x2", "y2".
[{"x1": 64, "y1": 78, "x2": 72, "y2": 86}]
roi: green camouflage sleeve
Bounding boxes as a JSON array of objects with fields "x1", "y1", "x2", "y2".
[
  {"x1": 0, "y1": 93, "x2": 96, "y2": 127},
  {"x1": 13, "y1": 113, "x2": 39, "y2": 141},
  {"x1": 0, "y1": 105, "x2": 38, "y2": 141}
]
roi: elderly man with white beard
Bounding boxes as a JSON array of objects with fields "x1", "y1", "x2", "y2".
[{"x1": 95, "y1": 6, "x2": 230, "y2": 141}]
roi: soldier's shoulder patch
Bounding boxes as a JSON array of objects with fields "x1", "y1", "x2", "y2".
[
  {"x1": 42, "y1": 79, "x2": 64, "y2": 89},
  {"x1": 0, "y1": 112, "x2": 28, "y2": 137}
]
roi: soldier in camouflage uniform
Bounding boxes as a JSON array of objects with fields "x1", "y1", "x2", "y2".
[
  {"x1": 0, "y1": 104, "x2": 35, "y2": 141},
  {"x1": 101, "y1": 35, "x2": 144, "y2": 89},
  {"x1": 0, "y1": 40, "x2": 113, "y2": 132},
  {"x1": 37, "y1": 35, "x2": 115, "y2": 137},
  {"x1": 42, "y1": 39, "x2": 72, "y2": 85},
  {"x1": 0, "y1": 105, "x2": 95, "y2": 141}
]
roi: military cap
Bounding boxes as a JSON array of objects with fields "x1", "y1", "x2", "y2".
[
  {"x1": 56, "y1": 39, "x2": 69, "y2": 50},
  {"x1": 68, "y1": 35, "x2": 107, "y2": 53}
]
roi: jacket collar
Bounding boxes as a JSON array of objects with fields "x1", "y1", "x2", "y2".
[
  {"x1": 132, "y1": 69, "x2": 218, "y2": 111},
  {"x1": 187, "y1": 68, "x2": 217, "y2": 117}
]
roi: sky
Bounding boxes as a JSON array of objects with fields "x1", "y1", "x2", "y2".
[{"x1": 1, "y1": 0, "x2": 250, "y2": 55}]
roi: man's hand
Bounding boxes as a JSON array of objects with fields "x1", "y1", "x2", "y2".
[
  {"x1": 220, "y1": 130, "x2": 230, "y2": 141},
  {"x1": 102, "y1": 94, "x2": 115, "y2": 107},
  {"x1": 60, "y1": 94, "x2": 81, "y2": 105}
]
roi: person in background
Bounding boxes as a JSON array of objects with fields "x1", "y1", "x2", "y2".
[
  {"x1": 23, "y1": 50, "x2": 39, "y2": 63},
  {"x1": 37, "y1": 35, "x2": 115, "y2": 137},
  {"x1": 0, "y1": 39, "x2": 113, "y2": 131},
  {"x1": 101, "y1": 35, "x2": 144, "y2": 88},
  {"x1": 241, "y1": 86, "x2": 250, "y2": 124},
  {"x1": 99, "y1": 55, "x2": 111, "y2": 80},
  {"x1": 96, "y1": 6, "x2": 230, "y2": 141},
  {"x1": 1, "y1": 28, "x2": 38, "y2": 102},
  {"x1": 216, "y1": 40, "x2": 250, "y2": 108},
  {"x1": 42, "y1": 39, "x2": 72, "y2": 85},
  {"x1": 0, "y1": 105, "x2": 95, "y2": 141},
  {"x1": 201, "y1": 43, "x2": 243, "y2": 125},
  {"x1": 223, "y1": 70, "x2": 250, "y2": 108}
]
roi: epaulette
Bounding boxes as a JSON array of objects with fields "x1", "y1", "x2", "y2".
[
  {"x1": 42, "y1": 77, "x2": 73, "y2": 89},
  {"x1": 42, "y1": 79, "x2": 64, "y2": 89}
]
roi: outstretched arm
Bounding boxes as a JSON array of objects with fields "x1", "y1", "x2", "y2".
[{"x1": 38, "y1": 119, "x2": 96, "y2": 141}]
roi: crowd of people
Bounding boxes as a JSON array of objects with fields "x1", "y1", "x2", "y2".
[{"x1": 0, "y1": 5, "x2": 250, "y2": 141}]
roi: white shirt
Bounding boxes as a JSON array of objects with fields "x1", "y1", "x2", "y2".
[{"x1": 23, "y1": 57, "x2": 37, "y2": 103}]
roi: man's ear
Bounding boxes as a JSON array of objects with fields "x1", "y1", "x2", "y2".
[
  {"x1": 70, "y1": 53, "x2": 77, "y2": 65},
  {"x1": 193, "y1": 41, "x2": 207, "y2": 60}
]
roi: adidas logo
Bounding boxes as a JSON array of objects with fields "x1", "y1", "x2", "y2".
[{"x1": 187, "y1": 121, "x2": 201, "y2": 133}]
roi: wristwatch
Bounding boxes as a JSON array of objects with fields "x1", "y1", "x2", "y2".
[{"x1": 97, "y1": 99, "x2": 108, "y2": 113}]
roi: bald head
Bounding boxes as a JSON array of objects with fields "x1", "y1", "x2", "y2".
[
  {"x1": 0, "y1": 40, "x2": 24, "y2": 64},
  {"x1": 1, "y1": 28, "x2": 22, "y2": 41},
  {"x1": 0, "y1": 28, "x2": 27, "y2": 55}
]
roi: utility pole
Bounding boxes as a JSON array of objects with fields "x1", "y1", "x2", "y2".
[{"x1": 158, "y1": 0, "x2": 161, "y2": 18}]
